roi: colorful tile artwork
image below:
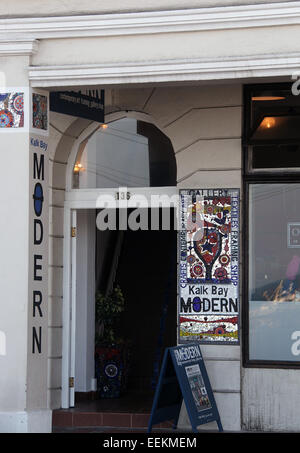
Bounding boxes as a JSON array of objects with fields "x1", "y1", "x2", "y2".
[
  {"x1": 0, "y1": 92, "x2": 24, "y2": 128},
  {"x1": 185, "y1": 195, "x2": 234, "y2": 284},
  {"x1": 32, "y1": 93, "x2": 48, "y2": 131},
  {"x1": 179, "y1": 189, "x2": 240, "y2": 344}
]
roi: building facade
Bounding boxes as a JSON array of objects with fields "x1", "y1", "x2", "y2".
[{"x1": 1, "y1": 0, "x2": 300, "y2": 433}]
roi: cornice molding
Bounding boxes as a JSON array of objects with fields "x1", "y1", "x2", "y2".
[
  {"x1": 0, "y1": 38, "x2": 38, "y2": 56},
  {"x1": 0, "y1": 2, "x2": 300, "y2": 40},
  {"x1": 28, "y1": 52, "x2": 300, "y2": 87}
]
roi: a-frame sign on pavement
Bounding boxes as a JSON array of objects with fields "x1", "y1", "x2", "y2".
[{"x1": 148, "y1": 343, "x2": 223, "y2": 433}]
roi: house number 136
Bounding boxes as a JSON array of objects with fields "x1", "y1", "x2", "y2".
[{"x1": 115, "y1": 191, "x2": 131, "y2": 200}]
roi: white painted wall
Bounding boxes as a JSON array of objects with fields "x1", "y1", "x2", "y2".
[
  {"x1": 0, "y1": 132, "x2": 29, "y2": 414},
  {"x1": 0, "y1": 58, "x2": 51, "y2": 432},
  {"x1": 165, "y1": 85, "x2": 242, "y2": 432},
  {"x1": 242, "y1": 368, "x2": 300, "y2": 432},
  {"x1": 0, "y1": 0, "x2": 288, "y2": 17},
  {"x1": 0, "y1": 59, "x2": 29, "y2": 430},
  {"x1": 31, "y1": 24, "x2": 300, "y2": 69}
]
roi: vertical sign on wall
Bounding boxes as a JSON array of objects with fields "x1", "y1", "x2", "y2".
[
  {"x1": 178, "y1": 189, "x2": 240, "y2": 344},
  {"x1": 27, "y1": 89, "x2": 49, "y2": 409}
]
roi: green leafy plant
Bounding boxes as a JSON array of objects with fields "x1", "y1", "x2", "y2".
[{"x1": 95, "y1": 285, "x2": 125, "y2": 346}]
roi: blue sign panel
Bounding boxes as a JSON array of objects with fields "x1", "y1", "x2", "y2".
[
  {"x1": 148, "y1": 344, "x2": 223, "y2": 433},
  {"x1": 50, "y1": 90, "x2": 104, "y2": 123},
  {"x1": 33, "y1": 182, "x2": 44, "y2": 217}
]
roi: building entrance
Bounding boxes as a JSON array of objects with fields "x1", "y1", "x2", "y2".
[
  {"x1": 61, "y1": 115, "x2": 178, "y2": 411},
  {"x1": 72, "y1": 208, "x2": 177, "y2": 412}
]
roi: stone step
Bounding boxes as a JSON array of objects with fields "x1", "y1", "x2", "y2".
[{"x1": 52, "y1": 409, "x2": 173, "y2": 430}]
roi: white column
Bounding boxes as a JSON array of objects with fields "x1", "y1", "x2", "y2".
[{"x1": 0, "y1": 48, "x2": 51, "y2": 433}]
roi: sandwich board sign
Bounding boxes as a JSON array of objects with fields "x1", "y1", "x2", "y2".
[{"x1": 148, "y1": 343, "x2": 223, "y2": 433}]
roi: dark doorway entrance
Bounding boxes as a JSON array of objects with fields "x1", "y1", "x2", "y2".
[
  {"x1": 75, "y1": 207, "x2": 177, "y2": 412},
  {"x1": 116, "y1": 222, "x2": 177, "y2": 395}
]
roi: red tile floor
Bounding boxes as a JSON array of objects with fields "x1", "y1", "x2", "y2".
[{"x1": 52, "y1": 391, "x2": 178, "y2": 433}]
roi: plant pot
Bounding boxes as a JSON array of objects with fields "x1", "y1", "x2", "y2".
[{"x1": 95, "y1": 343, "x2": 130, "y2": 398}]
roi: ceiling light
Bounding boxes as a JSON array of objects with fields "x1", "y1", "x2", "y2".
[
  {"x1": 252, "y1": 96, "x2": 285, "y2": 101},
  {"x1": 260, "y1": 117, "x2": 276, "y2": 129}
]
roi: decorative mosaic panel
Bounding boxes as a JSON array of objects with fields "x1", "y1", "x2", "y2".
[
  {"x1": 32, "y1": 93, "x2": 48, "y2": 131},
  {"x1": 179, "y1": 189, "x2": 240, "y2": 344},
  {"x1": 0, "y1": 92, "x2": 24, "y2": 128}
]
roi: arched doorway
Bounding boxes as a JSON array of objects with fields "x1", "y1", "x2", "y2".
[{"x1": 63, "y1": 115, "x2": 178, "y2": 410}]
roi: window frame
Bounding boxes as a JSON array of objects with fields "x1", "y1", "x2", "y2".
[{"x1": 243, "y1": 82, "x2": 300, "y2": 369}]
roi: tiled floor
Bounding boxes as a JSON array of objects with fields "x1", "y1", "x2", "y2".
[
  {"x1": 52, "y1": 391, "x2": 176, "y2": 432},
  {"x1": 74, "y1": 391, "x2": 154, "y2": 413},
  {"x1": 53, "y1": 426, "x2": 176, "y2": 433}
]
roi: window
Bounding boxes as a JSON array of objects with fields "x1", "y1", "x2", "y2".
[
  {"x1": 244, "y1": 83, "x2": 300, "y2": 367},
  {"x1": 244, "y1": 84, "x2": 300, "y2": 173}
]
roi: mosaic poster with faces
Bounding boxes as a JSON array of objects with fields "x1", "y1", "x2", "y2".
[{"x1": 179, "y1": 189, "x2": 240, "y2": 344}]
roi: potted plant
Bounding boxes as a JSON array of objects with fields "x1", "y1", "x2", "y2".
[{"x1": 94, "y1": 285, "x2": 130, "y2": 398}]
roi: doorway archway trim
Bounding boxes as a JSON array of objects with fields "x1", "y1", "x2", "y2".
[{"x1": 62, "y1": 111, "x2": 178, "y2": 408}]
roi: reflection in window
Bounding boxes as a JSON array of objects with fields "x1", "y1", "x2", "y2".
[
  {"x1": 249, "y1": 184, "x2": 300, "y2": 362},
  {"x1": 247, "y1": 87, "x2": 300, "y2": 170},
  {"x1": 73, "y1": 117, "x2": 176, "y2": 189}
]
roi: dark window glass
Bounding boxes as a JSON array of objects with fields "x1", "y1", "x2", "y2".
[{"x1": 251, "y1": 144, "x2": 300, "y2": 169}]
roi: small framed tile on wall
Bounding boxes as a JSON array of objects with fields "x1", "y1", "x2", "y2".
[
  {"x1": 31, "y1": 89, "x2": 49, "y2": 136},
  {"x1": 0, "y1": 88, "x2": 29, "y2": 132}
]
